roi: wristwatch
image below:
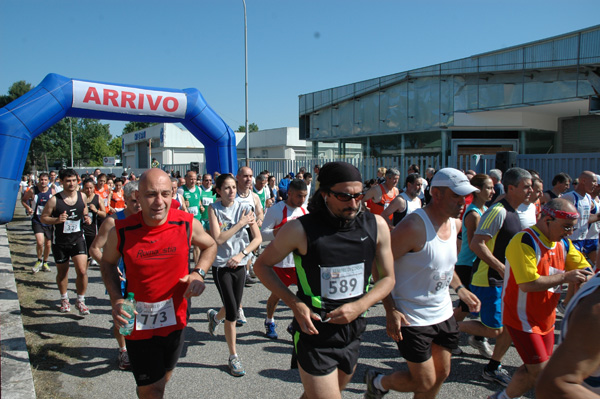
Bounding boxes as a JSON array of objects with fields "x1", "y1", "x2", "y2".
[
  {"x1": 192, "y1": 268, "x2": 206, "y2": 279},
  {"x1": 241, "y1": 249, "x2": 249, "y2": 256}
]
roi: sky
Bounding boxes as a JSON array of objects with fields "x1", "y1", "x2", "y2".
[{"x1": 1, "y1": 0, "x2": 598, "y2": 138}]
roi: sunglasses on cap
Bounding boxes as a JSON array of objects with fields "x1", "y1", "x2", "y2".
[{"x1": 328, "y1": 190, "x2": 365, "y2": 202}]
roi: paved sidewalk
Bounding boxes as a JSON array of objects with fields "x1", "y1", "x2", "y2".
[{"x1": 3, "y1": 198, "x2": 537, "y2": 398}]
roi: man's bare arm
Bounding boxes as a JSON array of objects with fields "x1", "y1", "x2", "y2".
[
  {"x1": 536, "y1": 288, "x2": 600, "y2": 398},
  {"x1": 89, "y1": 217, "x2": 116, "y2": 263}
]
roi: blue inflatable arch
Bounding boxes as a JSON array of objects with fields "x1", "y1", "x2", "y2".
[{"x1": 0, "y1": 73, "x2": 238, "y2": 224}]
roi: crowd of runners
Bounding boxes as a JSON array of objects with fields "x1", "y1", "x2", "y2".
[{"x1": 18, "y1": 161, "x2": 600, "y2": 399}]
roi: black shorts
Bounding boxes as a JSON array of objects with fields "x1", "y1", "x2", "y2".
[
  {"x1": 126, "y1": 329, "x2": 185, "y2": 386},
  {"x1": 32, "y1": 221, "x2": 53, "y2": 241},
  {"x1": 52, "y1": 238, "x2": 87, "y2": 264},
  {"x1": 84, "y1": 233, "x2": 96, "y2": 255},
  {"x1": 292, "y1": 316, "x2": 367, "y2": 376},
  {"x1": 396, "y1": 317, "x2": 459, "y2": 363},
  {"x1": 455, "y1": 265, "x2": 474, "y2": 312}
]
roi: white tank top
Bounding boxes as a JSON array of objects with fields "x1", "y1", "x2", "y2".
[
  {"x1": 391, "y1": 208, "x2": 457, "y2": 326},
  {"x1": 400, "y1": 192, "x2": 420, "y2": 215}
]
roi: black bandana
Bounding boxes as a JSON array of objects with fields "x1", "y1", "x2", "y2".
[{"x1": 317, "y1": 162, "x2": 362, "y2": 190}]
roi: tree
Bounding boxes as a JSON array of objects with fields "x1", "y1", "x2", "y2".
[
  {"x1": 123, "y1": 121, "x2": 155, "y2": 134},
  {"x1": 0, "y1": 80, "x2": 33, "y2": 108},
  {"x1": 109, "y1": 136, "x2": 122, "y2": 159},
  {"x1": 237, "y1": 123, "x2": 259, "y2": 133}
]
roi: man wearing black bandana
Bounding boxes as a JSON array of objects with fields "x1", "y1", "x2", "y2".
[{"x1": 255, "y1": 162, "x2": 395, "y2": 399}]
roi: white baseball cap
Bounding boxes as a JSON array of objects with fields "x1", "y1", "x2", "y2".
[{"x1": 430, "y1": 168, "x2": 480, "y2": 196}]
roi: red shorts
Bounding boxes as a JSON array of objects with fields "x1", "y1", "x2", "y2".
[
  {"x1": 506, "y1": 325, "x2": 554, "y2": 364},
  {"x1": 274, "y1": 267, "x2": 297, "y2": 287}
]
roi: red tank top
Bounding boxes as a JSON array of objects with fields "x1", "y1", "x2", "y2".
[
  {"x1": 116, "y1": 208, "x2": 193, "y2": 340},
  {"x1": 369, "y1": 184, "x2": 397, "y2": 220},
  {"x1": 109, "y1": 189, "x2": 125, "y2": 214}
]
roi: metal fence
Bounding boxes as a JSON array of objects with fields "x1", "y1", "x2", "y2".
[
  {"x1": 448, "y1": 152, "x2": 600, "y2": 186},
  {"x1": 162, "y1": 152, "x2": 600, "y2": 187}
]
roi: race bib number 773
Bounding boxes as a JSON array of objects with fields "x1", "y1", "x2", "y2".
[{"x1": 135, "y1": 298, "x2": 177, "y2": 330}]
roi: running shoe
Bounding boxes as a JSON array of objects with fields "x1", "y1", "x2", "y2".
[
  {"x1": 59, "y1": 298, "x2": 71, "y2": 313},
  {"x1": 228, "y1": 355, "x2": 246, "y2": 377},
  {"x1": 556, "y1": 300, "x2": 566, "y2": 314},
  {"x1": 249, "y1": 264, "x2": 257, "y2": 278},
  {"x1": 32, "y1": 260, "x2": 42, "y2": 274},
  {"x1": 468, "y1": 335, "x2": 493, "y2": 358},
  {"x1": 265, "y1": 321, "x2": 278, "y2": 339},
  {"x1": 75, "y1": 300, "x2": 90, "y2": 315},
  {"x1": 245, "y1": 274, "x2": 258, "y2": 286},
  {"x1": 482, "y1": 365, "x2": 511, "y2": 387},
  {"x1": 42, "y1": 262, "x2": 51, "y2": 272},
  {"x1": 237, "y1": 308, "x2": 247, "y2": 326},
  {"x1": 118, "y1": 349, "x2": 132, "y2": 371},
  {"x1": 451, "y1": 346, "x2": 463, "y2": 356},
  {"x1": 208, "y1": 309, "x2": 220, "y2": 336},
  {"x1": 364, "y1": 368, "x2": 388, "y2": 399}
]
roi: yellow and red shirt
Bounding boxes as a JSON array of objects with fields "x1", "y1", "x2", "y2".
[{"x1": 502, "y1": 225, "x2": 589, "y2": 334}]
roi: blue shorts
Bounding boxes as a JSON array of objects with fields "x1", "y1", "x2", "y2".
[
  {"x1": 574, "y1": 239, "x2": 598, "y2": 255},
  {"x1": 469, "y1": 285, "x2": 503, "y2": 329}
]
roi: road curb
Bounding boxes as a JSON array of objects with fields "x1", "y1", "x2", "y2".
[{"x1": 1, "y1": 223, "x2": 36, "y2": 399}]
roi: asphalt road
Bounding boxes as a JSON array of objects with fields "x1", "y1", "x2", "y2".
[{"x1": 7, "y1": 203, "x2": 540, "y2": 399}]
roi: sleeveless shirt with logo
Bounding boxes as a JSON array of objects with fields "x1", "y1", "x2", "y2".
[
  {"x1": 296, "y1": 210, "x2": 377, "y2": 314},
  {"x1": 51, "y1": 192, "x2": 86, "y2": 245},
  {"x1": 32, "y1": 186, "x2": 53, "y2": 226},
  {"x1": 116, "y1": 208, "x2": 193, "y2": 340}
]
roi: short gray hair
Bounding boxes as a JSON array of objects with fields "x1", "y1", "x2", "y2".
[
  {"x1": 123, "y1": 181, "x2": 139, "y2": 199},
  {"x1": 489, "y1": 169, "x2": 502, "y2": 180},
  {"x1": 255, "y1": 174, "x2": 267, "y2": 182},
  {"x1": 385, "y1": 168, "x2": 400, "y2": 178},
  {"x1": 503, "y1": 167, "x2": 532, "y2": 191}
]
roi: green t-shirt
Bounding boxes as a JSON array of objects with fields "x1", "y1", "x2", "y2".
[
  {"x1": 182, "y1": 185, "x2": 202, "y2": 221},
  {"x1": 253, "y1": 186, "x2": 268, "y2": 211},
  {"x1": 199, "y1": 186, "x2": 216, "y2": 221}
]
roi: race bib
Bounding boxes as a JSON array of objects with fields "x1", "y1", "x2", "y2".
[
  {"x1": 36, "y1": 205, "x2": 45, "y2": 216},
  {"x1": 320, "y1": 263, "x2": 364, "y2": 300},
  {"x1": 202, "y1": 197, "x2": 214, "y2": 206},
  {"x1": 429, "y1": 271, "x2": 452, "y2": 294},
  {"x1": 135, "y1": 298, "x2": 177, "y2": 331},
  {"x1": 63, "y1": 219, "x2": 81, "y2": 234},
  {"x1": 189, "y1": 206, "x2": 199, "y2": 216}
]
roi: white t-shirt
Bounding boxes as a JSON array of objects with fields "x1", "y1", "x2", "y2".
[
  {"x1": 261, "y1": 201, "x2": 307, "y2": 268},
  {"x1": 517, "y1": 202, "x2": 537, "y2": 229}
]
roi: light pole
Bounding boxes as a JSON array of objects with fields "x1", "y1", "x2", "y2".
[
  {"x1": 69, "y1": 118, "x2": 74, "y2": 167},
  {"x1": 243, "y1": 0, "x2": 249, "y2": 166}
]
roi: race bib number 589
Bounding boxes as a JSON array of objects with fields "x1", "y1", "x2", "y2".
[{"x1": 320, "y1": 263, "x2": 364, "y2": 300}]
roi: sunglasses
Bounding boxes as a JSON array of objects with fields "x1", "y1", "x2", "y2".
[{"x1": 329, "y1": 190, "x2": 365, "y2": 202}]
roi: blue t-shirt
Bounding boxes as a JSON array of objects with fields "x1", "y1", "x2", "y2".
[{"x1": 456, "y1": 203, "x2": 486, "y2": 267}]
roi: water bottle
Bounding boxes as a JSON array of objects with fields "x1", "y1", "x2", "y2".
[{"x1": 119, "y1": 292, "x2": 136, "y2": 336}]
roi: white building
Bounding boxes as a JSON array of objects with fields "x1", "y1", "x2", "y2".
[
  {"x1": 122, "y1": 123, "x2": 206, "y2": 170},
  {"x1": 122, "y1": 124, "x2": 315, "y2": 173}
]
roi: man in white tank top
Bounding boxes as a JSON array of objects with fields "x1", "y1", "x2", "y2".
[{"x1": 364, "y1": 168, "x2": 481, "y2": 398}]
